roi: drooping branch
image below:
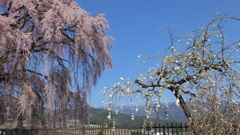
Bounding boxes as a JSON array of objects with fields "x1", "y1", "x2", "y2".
[
  {"x1": 135, "y1": 79, "x2": 164, "y2": 88},
  {"x1": 22, "y1": 69, "x2": 48, "y2": 80},
  {"x1": 0, "y1": 0, "x2": 113, "y2": 128}
]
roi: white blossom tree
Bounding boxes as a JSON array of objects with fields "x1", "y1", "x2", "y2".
[
  {"x1": 102, "y1": 15, "x2": 240, "y2": 134},
  {"x1": 0, "y1": 0, "x2": 113, "y2": 128}
]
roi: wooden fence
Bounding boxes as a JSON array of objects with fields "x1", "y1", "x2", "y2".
[{"x1": 0, "y1": 123, "x2": 188, "y2": 135}]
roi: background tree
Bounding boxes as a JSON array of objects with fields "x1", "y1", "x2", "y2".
[
  {"x1": 0, "y1": 0, "x2": 112, "y2": 128},
  {"x1": 102, "y1": 15, "x2": 240, "y2": 134}
]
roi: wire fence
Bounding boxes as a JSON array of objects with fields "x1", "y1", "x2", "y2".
[{"x1": 0, "y1": 123, "x2": 190, "y2": 135}]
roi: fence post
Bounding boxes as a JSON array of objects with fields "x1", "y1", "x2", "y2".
[
  {"x1": 176, "y1": 123, "x2": 178, "y2": 135},
  {"x1": 83, "y1": 125, "x2": 85, "y2": 135},
  {"x1": 158, "y1": 123, "x2": 160, "y2": 134},
  {"x1": 163, "y1": 124, "x2": 166, "y2": 135},
  {"x1": 139, "y1": 124, "x2": 141, "y2": 134},
  {"x1": 180, "y1": 122, "x2": 183, "y2": 133},
  {"x1": 154, "y1": 123, "x2": 156, "y2": 134},
  {"x1": 167, "y1": 123, "x2": 169, "y2": 134}
]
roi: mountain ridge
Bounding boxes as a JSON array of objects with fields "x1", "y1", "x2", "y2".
[
  {"x1": 89, "y1": 106, "x2": 180, "y2": 126},
  {"x1": 92, "y1": 102, "x2": 188, "y2": 125}
]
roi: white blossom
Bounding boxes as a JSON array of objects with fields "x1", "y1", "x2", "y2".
[
  {"x1": 174, "y1": 66, "x2": 180, "y2": 70},
  {"x1": 131, "y1": 113, "x2": 135, "y2": 120},
  {"x1": 136, "y1": 107, "x2": 139, "y2": 112},
  {"x1": 107, "y1": 114, "x2": 111, "y2": 120},
  {"x1": 120, "y1": 77, "x2": 124, "y2": 81},
  {"x1": 176, "y1": 99, "x2": 180, "y2": 106}
]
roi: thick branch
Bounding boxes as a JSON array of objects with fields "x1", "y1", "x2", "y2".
[
  {"x1": 135, "y1": 79, "x2": 164, "y2": 88},
  {"x1": 181, "y1": 89, "x2": 196, "y2": 97},
  {"x1": 135, "y1": 78, "x2": 193, "y2": 121},
  {"x1": 22, "y1": 69, "x2": 48, "y2": 80}
]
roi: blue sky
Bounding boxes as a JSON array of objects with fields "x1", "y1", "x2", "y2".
[{"x1": 76, "y1": 0, "x2": 240, "y2": 107}]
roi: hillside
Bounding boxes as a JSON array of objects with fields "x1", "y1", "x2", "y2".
[
  {"x1": 99, "y1": 102, "x2": 240, "y2": 123},
  {"x1": 98, "y1": 102, "x2": 188, "y2": 123},
  {"x1": 89, "y1": 107, "x2": 175, "y2": 126}
]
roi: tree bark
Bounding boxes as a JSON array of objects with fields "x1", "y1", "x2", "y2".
[
  {"x1": 40, "y1": 100, "x2": 47, "y2": 129},
  {"x1": 17, "y1": 113, "x2": 23, "y2": 129},
  {"x1": 173, "y1": 88, "x2": 192, "y2": 121}
]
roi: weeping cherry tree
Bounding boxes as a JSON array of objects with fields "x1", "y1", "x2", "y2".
[
  {"x1": 0, "y1": 0, "x2": 112, "y2": 128},
  {"x1": 102, "y1": 15, "x2": 240, "y2": 134}
]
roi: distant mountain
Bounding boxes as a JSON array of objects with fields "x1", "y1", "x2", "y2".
[
  {"x1": 98, "y1": 101, "x2": 240, "y2": 123},
  {"x1": 89, "y1": 107, "x2": 175, "y2": 126},
  {"x1": 98, "y1": 102, "x2": 188, "y2": 123}
]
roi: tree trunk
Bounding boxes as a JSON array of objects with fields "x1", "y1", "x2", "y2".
[
  {"x1": 173, "y1": 88, "x2": 192, "y2": 121},
  {"x1": 40, "y1": 100, "x2": 47, "y2": 129},
  {"x1": 17, "y1": 113, "x2": 23, "y2": 129},
  {"x1": 31, "y1": 105, "x2": 37, "y2": 129}
]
